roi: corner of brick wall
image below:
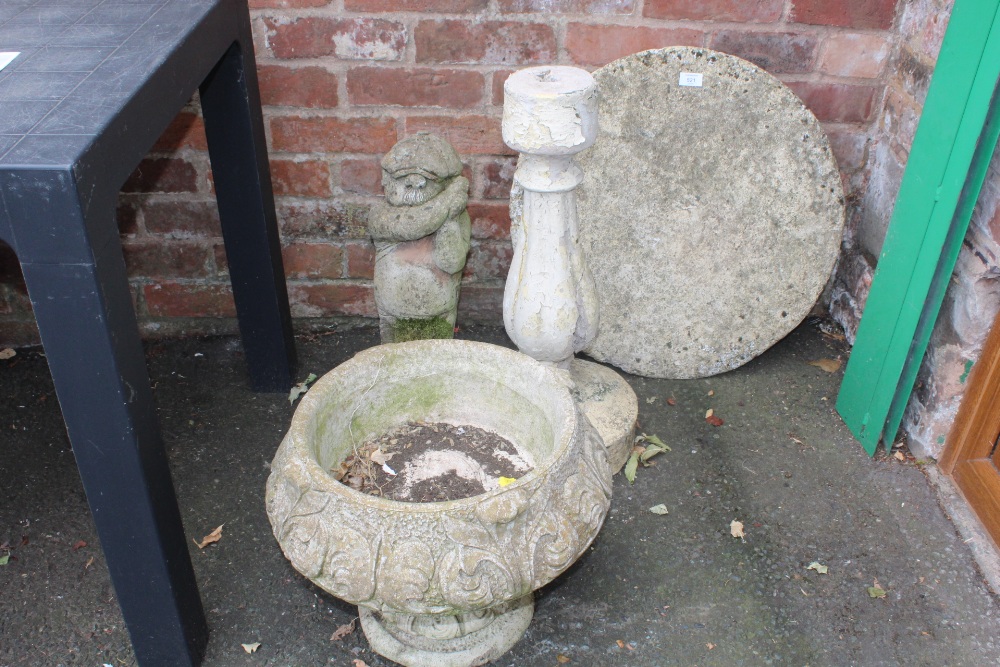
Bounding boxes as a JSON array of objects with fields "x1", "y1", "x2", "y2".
[
  {"x1": 0, "y1": 0, "x2": 909, "y2": 347},
  {"x1": 826, "y1": 0, "x2": 954, "y2": 344},
  {"x1": 817, "y1": 0, "x2": 1000, "y2": 460},
  {"x1": 902, "y1": 148, "x2": 1000, "y2": 459}
]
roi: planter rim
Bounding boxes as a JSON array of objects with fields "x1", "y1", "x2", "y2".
[{"x1": 286, "y1": 339, "x2": 578, "y2": 513}]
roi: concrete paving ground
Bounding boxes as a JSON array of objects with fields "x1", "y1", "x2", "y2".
[{"x1": 2, "y1": 322, "x2": 1000, "y2": 667}]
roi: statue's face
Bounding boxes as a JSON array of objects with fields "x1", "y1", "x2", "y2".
[{"x1": 383, "y1": 171, "x2": 446, "y2": 207}]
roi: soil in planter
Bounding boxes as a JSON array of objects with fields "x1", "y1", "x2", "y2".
[{"x1": 331, "y1": 421, "x2": 534, "y2": 502}]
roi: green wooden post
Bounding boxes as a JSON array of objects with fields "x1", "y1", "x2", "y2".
[{"x1": 836, "y1": 0, "x2": 1000, "y2": 455}]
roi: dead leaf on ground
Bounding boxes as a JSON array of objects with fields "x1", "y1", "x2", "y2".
[
  {"x1": 352, "y1": 660, "x2": 368, "y2": 667},
  {"x1": 808, "y1": 358, "x2": 842, "y2": 373},
  {"x1": 730, "y1": 519, "x2": 745, "y2": 540},
  {"x1": 241, "y1": 642, "x2": 261, "y2": 654},
  {"x1": 288, "y1": 373, "x2": 318, "y2": 405},
  {"x1": 646, "y1": 396, "x2": 657, "y2": 404},
  {"x1": 616, "y1": 640, "x2": 625, "y2": 649},
  {"x1": 666, "y1": 397, "x2": 677, "y2": 406},
  {"x1": 706, "y1": 643, "x2": 716, "y2": 650},
  {"x1": 71, "y1": 540, "x2": 87, "y2": 551},
  {"x1": 636, "y1": 433, "x2": 670, "y2": 465},
  {"x1": 868, "y1": 579, "x2": 887, "y2": 599},
  {"x1": 623, "y1": 450, "x2": 640, "y2": 484},
  {"x1": 0, "y1": 348, "x2": 15, "y2": 360},
  {"x1": 194, "y1": 524, "x2": 224, "y2": 549},
  {"x1": 85, "y1": 556, "x2": 95, "y2": 570},
  {"x1": 649, "y1": 504, "x2": 669, "y2": 515},
  {"x1": 807, "y1": 561, "x2": 829, "y2": 574},
  {"x1": 893, "y1": 451, "x2": 905, "y2": 461},
  {"x1": 706, "y1": 414, "x2": 724, "y2": 427},
  {"x1": 557, "y1": 655, "x2": 571, "y2": 664},
  {"x1": 330, "y1": 618, "x2": 356, "y2": 641},
  {"x1": 707, "y1": 390, "x2": 714, "y2": 396}
]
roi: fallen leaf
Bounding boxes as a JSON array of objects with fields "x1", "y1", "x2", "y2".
[
  {"x1": 0, "y1": 348, "x2": 15, "y2": 360},
  {"x1": 666, "y1": 397, "x2": 677, "y2": 406},
  {"x1": 623, "y1": 451, "x2": 640, "y2": 484},
  {"x1": 893, "y1": 451, "x2": 905, "y2": 461},
  {"x1": 85, "y1": 556, "x2": 95, "y2": 570},
  {"x1": 808, "y1": 358, "x2": 842, "y2": 373},
  {"x1": 370, "y1": 448, "x2": 394, "y2": 465},
  {"x1": 0, "y1": 554, "x2": 9, "y2": 565},
  {"x1": 194, "y1": 524, "x2": 224, "y2": 549},
  {"x1": 352, "y1": 660, "x2": 368, "y2": 667},
  {"x1": 498, "y1": 476, "x2": 517, "y2": 487},
  {"x1": 241, "y1": 642, "x2": 261, "y2": 654},
  {"x1": 707, "y1": 390, "x2": 714, "y2": 396},
  {"x1": 706, "y1": 643, "x2": 716, "y2": 650},
  {"x1": 706, "y1": 415, "x2": 724, "y2": 427},
  {"x1": 637, "y1": 433, "x2": 670, "y2": 450},
  {"x1": 636, "y1": 434, "x2": 670, "y2": 464},
  {"x1": 330, "y1": 618, "x2": 356, "y2": 641},
  {"x1": 868, "y1": 579, "x2": 886, "y2": 599},
  {"x1": 649, "y1": 504, "x2": 669, "y2": 515},
  {"x1": 331, "y1": 461, "x2": 351, "y2": 481},
  {"x1": 557, "y1": 655, "x2": 571, "y2": 664},
  {"x1": 71, "y1": 540, "x2": 87, "y2": 551},
  {"x1": 646, "y1": 396, "x2": 657, "y2": 404},
  {"x1": 730, "y1": 519, "x2": 745, "y2": 540},
  {"x1": 807, "y1": 561, "x2": 829, "y2": 575},
  {"x1": 640, "y1": 445, "x2": 667, "y2": 465},
  {"x1": 616, "y1": 640, "x2": 625, "y2": 649},
  {"x1": 288, "y1": 373, "x2": 318, "y2": 405},
  {"x1": 705, "y1": 408, "x2": 714, "y2": 418}
]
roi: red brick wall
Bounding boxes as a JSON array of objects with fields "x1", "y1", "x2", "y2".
[
  {"x1": 828, "y1": 0, "x2": 952, "y2": 342},
  {"x1": 0, "y1": 0, "x2": 903, "y2": 345}
]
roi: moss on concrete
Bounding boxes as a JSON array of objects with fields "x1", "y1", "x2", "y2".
[{"x1": 392, "y1": 317, "x2": 454, "y2": 342}]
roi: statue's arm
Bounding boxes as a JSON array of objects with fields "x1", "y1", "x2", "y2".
[
  {"x1": 433, "y1": 209, "x2": 472, "y2": 274},
  {"x1": 368, "y1": 177, "x2": 469, "y2": 242}
]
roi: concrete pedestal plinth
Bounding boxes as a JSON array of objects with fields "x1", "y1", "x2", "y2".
[
  {"x1": 359, "y1": 596, "x2": 534, "y2": 667},
  {"x1": 571, "y1": 359, "x2": 638, "y2": 473}
]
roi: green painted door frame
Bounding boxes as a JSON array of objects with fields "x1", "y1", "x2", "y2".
[{"x1": 837, "y1": 0, "x2": 1000, "y2": 455}]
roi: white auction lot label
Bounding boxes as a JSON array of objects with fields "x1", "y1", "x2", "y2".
[{"x1": 679, "y1": 72, "x2": 703, "y2": 87}]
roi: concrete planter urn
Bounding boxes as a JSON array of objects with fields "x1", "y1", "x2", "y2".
[{"x1": 266, "y1": 340, "x2": 612, "y2": 667}]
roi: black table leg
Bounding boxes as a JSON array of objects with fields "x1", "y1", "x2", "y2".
[
  {"x1": 20, "y1": 199, "x2": 208, "y2": 667},
  {"x1": 200, "y1": 8, "x2": 296, "y2": 393}
]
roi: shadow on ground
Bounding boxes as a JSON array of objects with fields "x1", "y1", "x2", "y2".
[{"x1": 1, "y1": 322, "x2": 998, "y2": 666}]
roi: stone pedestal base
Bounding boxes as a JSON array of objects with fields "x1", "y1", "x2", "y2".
[
  {"x1": 570, "y1": 359, "x2": 638, "y2": 473},
  {"x1": 359, "y1": 596, "x2": 534, "y2": 667}
]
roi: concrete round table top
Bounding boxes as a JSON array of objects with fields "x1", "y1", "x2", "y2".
[{"x1": 577, "y1": 47, "x2": 845, "y2": 379}]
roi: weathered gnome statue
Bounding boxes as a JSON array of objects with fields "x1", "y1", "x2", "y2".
[{"x1": 368, "y1": 132, "x2": 471, "y2": 343}]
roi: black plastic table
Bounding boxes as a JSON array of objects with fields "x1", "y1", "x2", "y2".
[{"x1": 0, "y1": 1, "x2": 296, "y2": 664}]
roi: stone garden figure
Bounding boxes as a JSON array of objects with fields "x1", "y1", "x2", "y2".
[{"x1": 369, "y1": 133, "x2": 471, "y2": 343}]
